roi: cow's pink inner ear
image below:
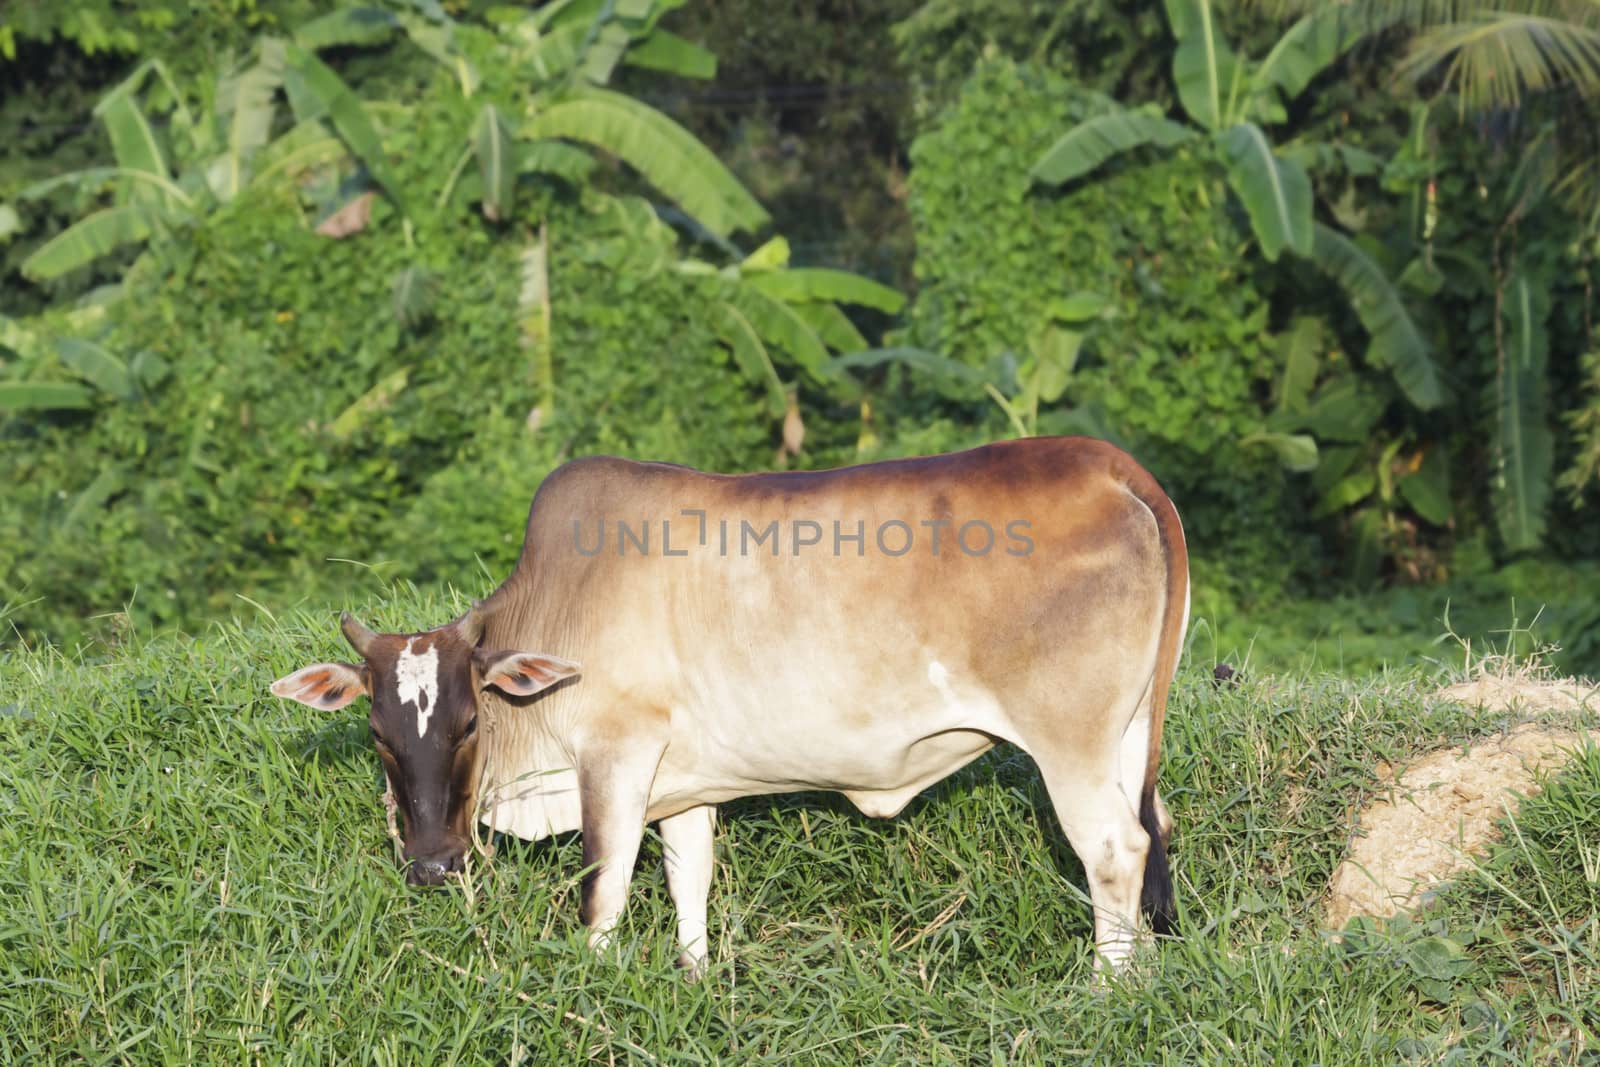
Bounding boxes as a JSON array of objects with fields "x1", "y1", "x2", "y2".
[
  {"x1": 270, "y1": 663, "x2": 370, "y2": 710},
  {"x1": 477, "y1": 651, "x2": 580, "y2": 697}
]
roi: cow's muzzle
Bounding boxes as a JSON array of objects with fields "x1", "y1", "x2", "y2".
[{"x1": 405, "y1": 849, "x2": 464, "y2": 887}]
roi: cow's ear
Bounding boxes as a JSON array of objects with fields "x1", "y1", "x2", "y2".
[
  {"x1": 270, "y1": 663, "x2": 370, "y2": 710},
  {"x1": 475, "y1": 650, "x2": 580, "y2": 697}
]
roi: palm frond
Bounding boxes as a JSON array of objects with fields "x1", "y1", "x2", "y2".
[{"x1": 1399, "y1": 12, "x2": 1600, "y2": 109}]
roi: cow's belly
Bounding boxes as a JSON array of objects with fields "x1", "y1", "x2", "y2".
[
  {"x1": 648, "y1": 724, "x2": 999, "y2": 820},
  {"x1": 838, "y1": 728, "x2": 997, "y2": 817},
  {"x1": 645, "y1": 661, "x2": 1013, "y2": 820}
]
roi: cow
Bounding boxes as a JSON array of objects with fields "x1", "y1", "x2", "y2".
[{"x1": 270, "y1": 436, "x2": 1188, "y2": 973}]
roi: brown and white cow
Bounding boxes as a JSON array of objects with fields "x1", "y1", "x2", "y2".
[{"x1": 271, "y1": 436, "x2": 1188, "y2": 972}]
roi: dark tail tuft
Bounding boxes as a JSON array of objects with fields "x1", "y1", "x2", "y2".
[{"x1": 1139, "y1": 793, "x2": 1176, "y2": 936}]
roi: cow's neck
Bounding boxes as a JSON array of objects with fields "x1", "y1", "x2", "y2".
[
  {"x1": 476, "y1": 692, "x2": 582, "y2": 841},
  {"x1": 469, "y1": 551, "x2": 610, "y2": 841}
]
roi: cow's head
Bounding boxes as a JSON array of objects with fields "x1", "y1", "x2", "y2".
[{"x1": 270, "y1": 611, "x2": 579, "y2": 885}]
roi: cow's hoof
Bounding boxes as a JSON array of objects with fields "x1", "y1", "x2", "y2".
[{"x1": 675, "y1": 951, "x2": 707, "y2": 982}]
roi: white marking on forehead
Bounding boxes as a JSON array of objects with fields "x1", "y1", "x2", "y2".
[{"x1": 395, "y1": 637, "x2": 442, "y2": 737}]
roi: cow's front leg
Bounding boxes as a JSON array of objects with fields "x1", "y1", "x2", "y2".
[
  {"x1": 576, "y1": 744, "x2": 663, "y2": 952},
  {"x1": 659, "y1": 804, "x2": 716, "y2": 977}
]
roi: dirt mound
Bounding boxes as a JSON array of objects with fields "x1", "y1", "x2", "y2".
[
  {"x1": 1434, "y1": 676, "x2": 1597, "y2": 715},
  {"x1": 1325, "y1": 679, "x2": 1596, "y2": 929}
]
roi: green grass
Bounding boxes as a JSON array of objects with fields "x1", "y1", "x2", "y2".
[
  {"x1": 1190, "y1": 557, "x2": 1600, "y2": 680},
  {"x1": 2, "y1": 590, "x2": 1597, "y2": 1064}
]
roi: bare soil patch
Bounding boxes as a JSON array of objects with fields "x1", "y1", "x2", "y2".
[{"x1": 1325, "y1": 678, "x2": 1597, "y2": 929}]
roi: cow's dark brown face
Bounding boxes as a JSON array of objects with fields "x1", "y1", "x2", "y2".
[
  {"x1": 358, "y1": 621, "x2": 484, "y2": 884},
  {"x1": 270, "y1": 612, "x2": 579, "y2": 887}
]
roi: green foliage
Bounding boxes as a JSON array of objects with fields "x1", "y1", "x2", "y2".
[
  {"x1": 1011, "y1": 0, "x2": 1599, "y2": 570},
  {"x1": 0, "y1": 0, "x2": 319, "y2": 65},
  {"x1": 1363, "y1": 101, "x2": 1600, "y2": 561},
  {"x1": 5, "y1": 0, "x2": 1598, "y2": 642},
  {"x1": 841, "y1": 294, "x2": 1114, "y2": 439},
  {"x1": 1193, "y1": 547, "x2": 1600, "y2": 676},
  {"x1": 892, "y1": 0, "x2": 1169, "y2": 109},
  {"x1": 16, "y1": 38, "x2": 354, "y2": 285},
  {"x1": 17, "y1": 0, "x2": 770, "y2": 301}
]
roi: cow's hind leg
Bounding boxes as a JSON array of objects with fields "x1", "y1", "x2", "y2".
[
  {"x1": 1030, "y1": 745, "x2": 1151, "y2": 973},
  {"x1": 660, "y1": 804, "x2": 716, "y2": 978}
]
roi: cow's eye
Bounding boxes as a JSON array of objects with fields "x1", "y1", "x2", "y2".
[
  {"x1": 460, "y1": 717, "x2": 478, "y2": 742},
  {"x1": 369, "y1": 725, "x2": 389, "y2": 749}
]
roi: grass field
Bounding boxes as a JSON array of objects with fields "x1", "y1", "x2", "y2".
[{"x1": 3, "y1": 589, "x2": 1597, "y2": 1064}]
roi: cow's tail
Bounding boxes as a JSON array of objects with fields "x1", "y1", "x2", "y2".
[
  {"x1": 1139, "y1": 787, "x2": 1176, "y2": 935},
  {"x1": 1126, "y1": 464, "x2": 1187, "y2": 937}
]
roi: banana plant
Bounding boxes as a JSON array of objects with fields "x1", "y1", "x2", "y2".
[
  {"x1": 1030, "y1": 0, "x2": 1444, "y2": 414},
  {"x1": 680, "y1": 235, "x2": 905, "y2": 419},
  {"x1": 18, "y1": 33, "x2": 401, "y2": 286},
  {"x1": 0, "y1": 316, "x2": 169, "y2": 415},
  {"x1": 1496, "y1": 268, "x2": 1554, "y2": 551},
  {"x1": 1262, "y1": 314, "x2": 1455, "y2": 578},
  {"x1": 827, "y1": 294, "x2": 1118, "y2": 440},
  {"x1": 421, "y1": 0, "x2": 767, "y2": 240},
  {"x1": 1243, "y1": 0, "x2": 1600, "y2": 219}
]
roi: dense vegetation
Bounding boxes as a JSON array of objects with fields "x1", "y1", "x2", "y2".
[
  {"x1": 6, "y1": 1, "x2": 1600, "y2": 670},
  {"x1": 9, "y1": 0, "x2": 1600, "y2": 668}
]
